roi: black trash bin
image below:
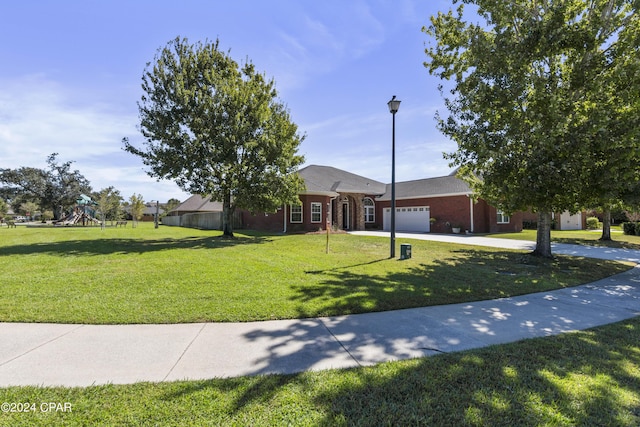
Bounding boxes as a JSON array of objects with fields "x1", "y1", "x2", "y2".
[{"x1": 400, "y1": 243, "x2": 412, "y2": 260}]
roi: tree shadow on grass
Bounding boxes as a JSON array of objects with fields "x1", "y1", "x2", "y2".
[
  {"x1": 154, "y1": 249, "x2": 638, "y2": 421},
  {"x1": 0, "y1": 234, "x2": 272, "y2": 257},
  {"x1": 292, "y1": 249, "x2": 606, "y2": 319},
  {"x1": 158, "y1": 318, "x2": 640, "y2": 425},
  {"x1": 552, "y1": 237, "x2": 640, "y2": 251},
  {"x1": 308, "y1": 319, "x2": 640, "y2": 425},
  {"x1": 305, "y1": 258, "x2": 387, "y2": 274}
]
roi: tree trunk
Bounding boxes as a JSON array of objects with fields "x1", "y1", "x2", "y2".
[
  {"x1": 54, "y1": 205, "x2": 63, "y2": 221},
  {"x1": 222, "y1": 192, "x2": 234, "y2": 237},
  {"x1": 600, "y1": 206, "x2": 612, "y2": 241},
  {"x1": 532, "y1": 211, "x2": 553, "y2": 258}
]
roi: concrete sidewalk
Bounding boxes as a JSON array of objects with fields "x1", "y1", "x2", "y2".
[{"x1": 1, "y1": 234, "x2": 639, "y2": 387}]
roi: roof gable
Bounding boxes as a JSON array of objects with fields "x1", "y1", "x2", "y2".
[
  {"x1": 170, "y1": 195, "x2": 223, "y2": 213},
  {"x1": 376, "y1": 175, "x2": 472, "y2": 201},
  {"x1": 298, "y1": 165, "x2": 387, "y2": 195}
]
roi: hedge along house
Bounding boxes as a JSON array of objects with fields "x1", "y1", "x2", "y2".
[
  {"x1": 375, "y1": 171, "x2": 523, "y2": 234},
  {"x1": 241, "y1": 165, "x2": 387, "y2": 232}
]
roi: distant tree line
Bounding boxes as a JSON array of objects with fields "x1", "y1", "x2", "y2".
[{"x1": 0, "y1": 153, "x2": 180, "y2": 223}]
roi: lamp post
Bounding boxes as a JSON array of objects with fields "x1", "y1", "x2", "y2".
[
  {"x1": 388, "y1": 95, "x2": 401, "y2": 258},
  {"x1": 154, "y1": 200, "x2": 159, "y2": 229},
  {"x1": 149, "y1": 200, "x2": 160, "y2": 229}
]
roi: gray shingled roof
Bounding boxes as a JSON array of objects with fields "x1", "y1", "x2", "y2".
[
  {"x1": 376, "y1": 175, "x2": 472, "y2": 201},
  {"x1": 170, "y1": 195, "x2": 223, "y2": 213},
  {"x1": 298, "y1": 165, "x2": 387, "y2": 195},
  {"x1": 170, "y1": 167, "x2": 470, "y2": 209}
]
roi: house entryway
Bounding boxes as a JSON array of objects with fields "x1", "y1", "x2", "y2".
[
  {"x1": 342, "y1": 199, "x2": 350, "y2": 230},
  {"x1": 383, "y1": 206, "x2": 431, "y2": 233}
]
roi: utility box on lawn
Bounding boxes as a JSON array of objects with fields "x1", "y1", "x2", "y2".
[{"x1": 400, "y1": 243, "x2": 412, "y2": 260}]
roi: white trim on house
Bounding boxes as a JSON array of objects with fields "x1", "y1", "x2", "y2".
[
  {"x1": 299, "y1": 190, "x2": 340, "y2": 197},
  {"x1": 311, "y1": 202, "x2": 322, "y2": 223},
  {"x1": 364, "y1": 197, "x2": 375, "y2": 223},
  {"x1": 496, "y1": 211, "x2": 510, "y2": 224},
  {"x1": 387, "y1": 191, "x2": 472, "y2": 201},
  {"x1": 290, "y1": 204, "x2": 302, "y2": 223},
  {"x1": 469, "y1": 196, "x2": 475, "y2": 233}
]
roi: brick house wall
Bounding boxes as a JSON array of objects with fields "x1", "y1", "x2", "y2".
[
  {"x1": 376, "y1": 195, "x2": 523, "y2": 233},
  {"x1": 241, "y1": 194, "x2": 333, "y2": 233},
  {"x1": 241, "y1": 192, "x2": 382, "y2": 233},
  {"x1": 240, "y1": 208, "x2": 286, "y2": 232}
]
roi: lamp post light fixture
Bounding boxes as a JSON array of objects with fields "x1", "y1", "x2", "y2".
[{"x1": 388, "y1": 95, "x2": 400, "y2": 258}]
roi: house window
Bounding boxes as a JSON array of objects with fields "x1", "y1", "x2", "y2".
[
  {"x1": 311, "y1": 202, "x2": 322, "y2": 223},
  {"x1": 497, "y1": 210, "x2": 510, "y2": 224},
  {"x1": 290, "y1": 204, "x2": 302, "y2": 223},
  {"x1": 364, "y1": 197, "x2": 375, "y2": 223}
]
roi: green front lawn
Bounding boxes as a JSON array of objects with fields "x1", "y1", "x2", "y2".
[
  {"x1": 1, "y1": 317, "x2": 638, "y2": 426},
  {"x1": 0, "y1": 223, "x2": 632, "y2": 324}
]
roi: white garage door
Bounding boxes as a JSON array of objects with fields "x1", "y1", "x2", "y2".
[
  {"x1": 383, "y1": 206, "x2": 430, "y2": 232},
  {"x1": 558, "y1": 211, "x2": 582, "y2": 230}
]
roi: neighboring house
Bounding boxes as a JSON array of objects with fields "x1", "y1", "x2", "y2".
[
  {"x1": 166, "y1": 195, "x2": 223, "y2": 217},
  {"x1": 556, "y1": 211, "x2": 586, "y2": 230},
  {"x1": 141, "y1": 203, "x2": 165, "y2": 222},
  {"x1": 164, "y1": 195, "x2": 240, "y2": 229},
  {"x1": 168, "y1": 165, "x2": 527, "y2": 233},
  {"x1": 522, "y1": 210, "x2": 587, "y2": 230},
  {"x1": 123, "y1": 203, "x2": 166, "y2": 222}
]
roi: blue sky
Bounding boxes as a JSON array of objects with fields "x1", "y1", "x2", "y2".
[{"x1": 0, "y1": 0, "x2": 458, "y2": 202}]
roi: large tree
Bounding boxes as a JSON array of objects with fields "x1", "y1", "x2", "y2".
[
  {"x1": 0, "y1": 153, "x2": 92, "y2": 220},
  {"x1": 579, "y1": 5, "x2": 640, "y2": 241},
  {"x1": 124, "y1": 37, "x2": 305, "y2": 236},
  {"x1": 424, "y1": 0, "x2": 638, "y2": 257}
]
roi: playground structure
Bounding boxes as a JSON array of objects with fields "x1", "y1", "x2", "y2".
[{"x1": 54, "y1": 194, "x2": 101, "y2": 226}]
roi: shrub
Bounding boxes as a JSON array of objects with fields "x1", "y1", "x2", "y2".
[
  {"x1": 623, "y1": 222, "x2": 637, "y2": 235},
  {"x1": 586, "y1": 217, "x2": 599, "y2": 230}
]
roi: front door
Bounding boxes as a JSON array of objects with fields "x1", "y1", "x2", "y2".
[{"x1": 342, "y1": 200, "x2": 350, "y2": 230}]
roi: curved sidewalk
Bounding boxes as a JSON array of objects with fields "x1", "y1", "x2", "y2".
[{"x1": 1, "y1": 234, "x2": 639, "y2": 387}]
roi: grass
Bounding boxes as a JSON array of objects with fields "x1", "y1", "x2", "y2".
[
  {"x1": 1, "y1": 224, "x2": 638, "y2": 425},
  {"x1": 488, "y1": 226, "x2": 640, "y2": 250},
  {"x1": 0, "y1": 223, "x2": 632, "y2": 324},
  {"x1": 1, "y1": 317, "x2": 638, "y2": 426}
]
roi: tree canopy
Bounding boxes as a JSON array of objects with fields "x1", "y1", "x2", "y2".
[
  {"x1": 93, "y1": 186, "x2": 124, "y2": 224},
  {"x1": 424, "y1": 0, "x2": 639, "y2": 257},
  {"x1": 128, "y1": 193, "x2": 145, "y2": 226},
  {"x1": 124, "y1": 37, "x2": 305, "y2": 236},
  {"x1": 0, "y1": 153, "x2": 92, "y2": 220}
]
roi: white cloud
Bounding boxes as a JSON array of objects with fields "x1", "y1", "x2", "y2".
[
  {"x1": 0, "y1": 75, "x2": 188, "y2": 202},
  {"x1": 0, "y1": 75, "x2": 136, "y2": 164}
]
